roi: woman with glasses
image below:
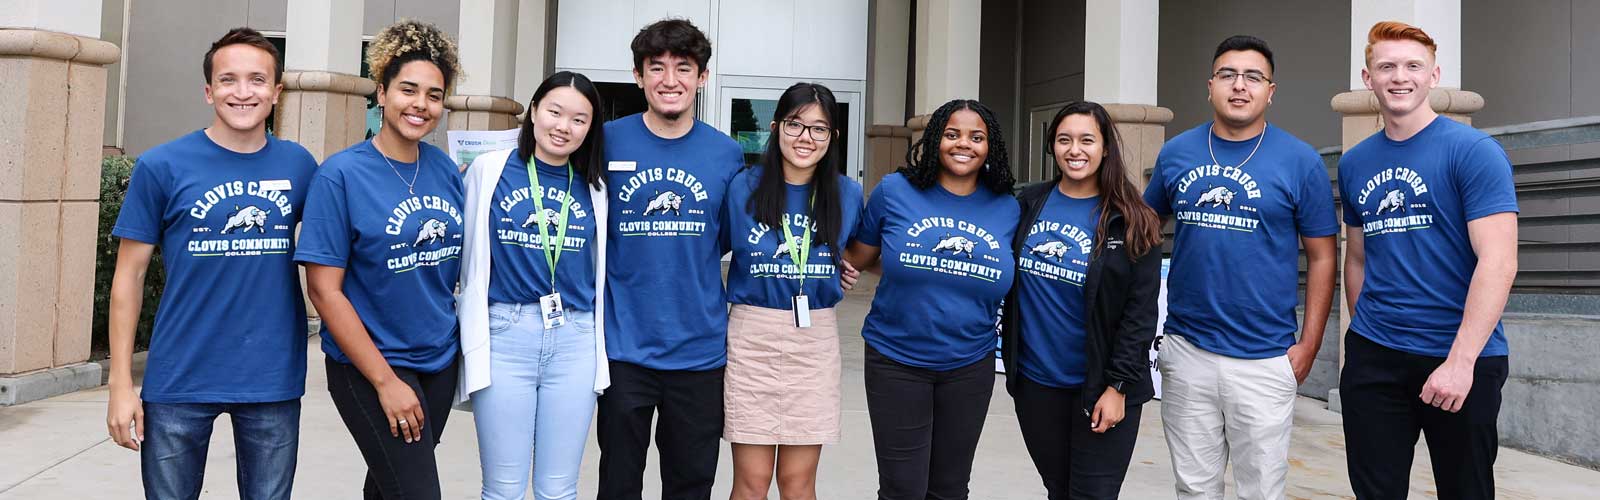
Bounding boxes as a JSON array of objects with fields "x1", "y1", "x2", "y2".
[{"x1": 721, "y1": 82, "x2": 863, "y2": 500}]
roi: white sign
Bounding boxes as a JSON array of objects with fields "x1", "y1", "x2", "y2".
[
  {"x1": 446, "y1": 128, "x2": 520, "y2": 173},
  {"x1": 1151, "y1": 259, "x2": 1170, "y2": 399}
]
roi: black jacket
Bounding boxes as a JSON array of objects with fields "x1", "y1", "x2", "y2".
[{"x1": 1000, "y1": 181, "x2": 1161, "y2": 413}]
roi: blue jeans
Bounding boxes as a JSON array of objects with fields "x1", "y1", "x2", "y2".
[
  {"x1": 473, "y1": 303, "x2": 597, "y2": 500},
  {"x1": 140, "y1": 399, "x2": 301, "y2": 500}
]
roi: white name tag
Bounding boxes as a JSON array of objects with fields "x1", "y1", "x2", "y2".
[
  {"x1": 540, "y1": 292, "x2": 566, "y2": 330},
  {"x1": 792, "y1": 294, "x2": 812, "y2": 328},
  {"x1": 259, "y1": 179, "x2": 292, "y2": 191},
  {"x1": 607, "y1": 161, "x2": 637, "y2": 172}
]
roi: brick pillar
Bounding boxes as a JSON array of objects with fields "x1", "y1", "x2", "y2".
[
  {"x1": 275, "y1": 70, "x2": 376, "y2": 161},
  {"x1": 445, "y1": 95, "x2": 525, "y2": 132},
  {"x1": 0, "y1": 28, "x2": 121, "y2": 403},
  {"x1": 1102, "y1": 103, "x2": 1173, "y2": 190},
  {"x1": 865, "y1": 125, "x2": 912, "y2": 195}
]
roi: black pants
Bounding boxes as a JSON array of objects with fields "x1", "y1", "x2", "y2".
[
  {"x1": 325, "y1": 357, "x2": 460, "y2": 500},
  {"x1": 864, "y1": 346, "x2": 994, "y2": 500},
  {"x1": 1340, "y1": 332, "x2": 1508, "y2": 500},
  {"x1": 595, "y1": 360, "x2": 725, "y2": 500},
  {"x1": 1012, "y1": 376, "x2": 1142, "y2": 500}
]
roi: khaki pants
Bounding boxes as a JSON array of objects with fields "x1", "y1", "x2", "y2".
[{"x1": 1158, "y1": 334, "x2": 1297, "y2": 500}]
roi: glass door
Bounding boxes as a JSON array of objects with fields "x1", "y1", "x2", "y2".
[{"x1": 719, "y1": 86, "x2": 865, "y2": 181}]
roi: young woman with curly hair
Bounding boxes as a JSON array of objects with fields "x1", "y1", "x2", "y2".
[
  {"x1": 844, "y1": 99, "x2": 1019, "y2": 499},
  {"x1": 293, "y1": 19, "x2": 466, "y2": 499}
]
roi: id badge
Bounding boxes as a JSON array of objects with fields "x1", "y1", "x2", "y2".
[
  {"x1": 540, "y1": 292, "x2": 566, "y2": 330},
  {"x1": 791, "y1": 294, "x2": 812, "y2": 328}
]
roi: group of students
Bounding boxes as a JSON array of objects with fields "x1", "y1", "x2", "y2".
[{"x1": 101, "y1": 15, "x2": 1516, "y2": 500}]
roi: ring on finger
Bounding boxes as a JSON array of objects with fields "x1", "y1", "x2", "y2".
[{"x1": 398, "y1": 419, "x2": 409, "y2": 426}]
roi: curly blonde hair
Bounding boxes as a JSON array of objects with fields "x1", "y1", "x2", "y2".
[{"x1": 367, "y1": 19, "x2": 463, "y2": 91}]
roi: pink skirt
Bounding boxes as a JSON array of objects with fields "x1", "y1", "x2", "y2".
[{"x1": 723, "y1": 303, "x2": 842, "y2": 445}]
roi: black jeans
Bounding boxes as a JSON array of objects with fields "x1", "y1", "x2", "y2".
[
  {"x1": 864, "y1": 346, "x2": 994, "y2": 500},
  {"x1": 1012, "y1": 376, "x2": 1142, "y2": 500},
  {"x1": 595, "y1": 361, "x2": 725, "y2": 500},
  {"x1": 1340, "y1": 332, "x2": 1509, "y2": 500},
  {"x1": 325, "y1": 357, "x2": 460, "y2": 500}
]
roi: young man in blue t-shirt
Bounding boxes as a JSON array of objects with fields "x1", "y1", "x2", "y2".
[
  {"x1": 1142, "y1": 36, "x2": 1339, "y2": 500},
  {"x1": 105, "y1": 28, "x2": 318, "y2": 499},
  {"x1": 1338, "y1": 22, "x2": 1519, "y2": 500},
  {"x1": 595, "y1": 19, "x2": 744, "y2": 499}
]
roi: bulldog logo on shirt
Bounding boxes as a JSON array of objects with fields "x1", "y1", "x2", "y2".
[
  {"x1": 1172, "y1": 164, "x2": 1264, "y2": 232},
  {"x1": 220, "y1": 205, "x2": 269, "y2": 234},
  {"x1": 901, "y1": 217, "x2": 1006, "y2": 282}
]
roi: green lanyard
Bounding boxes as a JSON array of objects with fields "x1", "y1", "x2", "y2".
[
  {"x1": 778, "y1": 192, "x2": 815, "y2": 290},
  {"x1": 526, "y1": 161, "x2": 574, "y2": 285}
]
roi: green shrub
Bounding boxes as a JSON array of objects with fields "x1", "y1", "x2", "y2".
[{"x1": 92, "y1": 155, "x2": 164, "y2": 355}]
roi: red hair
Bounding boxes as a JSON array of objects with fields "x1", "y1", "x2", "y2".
[{"x1": 1365, "y1": 21, "x2": 1437, "y2": 66}]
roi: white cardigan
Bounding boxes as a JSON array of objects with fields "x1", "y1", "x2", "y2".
[{"x1": 455, "y1": 148, "x2": 611, "y2": 404}]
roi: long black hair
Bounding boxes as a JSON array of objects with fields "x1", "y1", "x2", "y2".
[
  {"x1": 1044, "y1": 101, "x2": 1161, "y2": 258},
  {"x1": 898, "y1": 99, "x2": 1016, "y2": 193},
  {"x1": 517, "y1": 71, "x2": 605, "y2": 190},
  {"x1": 747, "y1": 82, "x2": 846, "y2": 265}
]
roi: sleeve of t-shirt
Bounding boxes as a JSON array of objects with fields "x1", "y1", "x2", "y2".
[
  {"x1": 1456, "y1": 137, "x2": 1520, "y2": 221},
  {"x1": 110, "y1": 158, "x2": 170, "y2": 244},
  {"x1": 1338, "y1": 157, "x2": 1362, "y2": 226},
  {"x1": 293, "y1": 171, "x2": 353, "y2": 267},
  {"x1": 1295, "y1": 154, "x2": 1340, "y2": 238},
  {"x1": 854, "y1": 181, "x2": 889, "y2": 247},
  {"x1": 1142, "y1": 159, "x2": 1172, "y2": 216}
]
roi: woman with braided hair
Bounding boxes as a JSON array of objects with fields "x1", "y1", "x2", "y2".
[
  {"x1": 844, "y1": 99, "x2": 1019, "y2": 499},
  {"x1": 295, "y1": 19, "x2": 465, "y2": 499}
]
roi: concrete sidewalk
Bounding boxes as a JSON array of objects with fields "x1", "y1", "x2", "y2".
[{"x1": 4, "y1": 276, "x2": 1598, "y2": 499}]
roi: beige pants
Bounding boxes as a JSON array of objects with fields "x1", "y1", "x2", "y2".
[{"x1": 1159, "y1": 334, "x2": 1297, "y2": 500}]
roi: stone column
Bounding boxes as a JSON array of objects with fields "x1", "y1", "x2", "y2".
[
  {"x1": 865, "y1": 0, "x2": 911, "y2": 193},
  {"x1": 909, "y1": 0, "x2": 982, "y2": 143},
  {"x1": 277, "y1": 0, "x2": 368, "y2": 162},
  {"x1": 1082, "y1": 0, "x2": 1170, "y2": 189},
  {"x1": 1330, "y1": 0, "x2": 1481, "y2": 406},
  {"x1": 0, "y1": 5, "x2": 121, "y2": 404},
  {"x1": 449, "y1": 0, "x2": 525, "y2": 131}
]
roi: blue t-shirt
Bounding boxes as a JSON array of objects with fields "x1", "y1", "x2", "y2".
[
  {"x1": 857, "y1": 173, "x2": 1019, "y2": 370},
  {"x1": 486, "y1": 151, "x2": 597, "y2": 309},
  {"x1": 111, "y1": 130, "x2": 316, "y2": 403},
  {"x1": 1339, "y1": 117, "x2": 1518, "y2": 357},
  {"x1": 295, "y1": 140, "x2": 464, "y2": 372},
  {"x1": 603, "y1": 114, "x2": 743, "y2": 370},
  {"x1": 724, "y1": 168, "x2": 864, "y2": 310},
  {"x1": 1142, "y1": 123, "x2": 1339, "y2": 359},
  {"x1": 1015, "y1": 190, "x2": 1100, "y2": 388}
]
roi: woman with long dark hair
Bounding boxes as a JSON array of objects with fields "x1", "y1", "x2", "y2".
[
  {"x1": 456, "y1": 70, "x2": 609, "y2": 500},
  {"x1": 844, "y1": 99, "x2": 1019, "y2": 499},
  {"x1": 721, "y1": 82, "x2": 862, "y2": 500},
  {"x1": 1001, "y1": 101, "x2": 1162, "y2": 499},
  {"x1": 295, "y1": 19, "x2": 465, "y2": 498}
]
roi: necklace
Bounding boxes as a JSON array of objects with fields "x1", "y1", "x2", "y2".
[
  {"x1": 1208, "y1": 122, "x2": 1267, "y2": 170},
  {"x1": 374, "y1": 139, "x2": 420, "y2": 194}
]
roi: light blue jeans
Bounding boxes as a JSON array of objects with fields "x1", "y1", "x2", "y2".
[{"x1": 473, "y1": 303, "x2": 597, "y2": 500}]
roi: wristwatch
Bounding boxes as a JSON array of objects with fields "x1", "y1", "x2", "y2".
[{"x1": 1108, "y1": 380, "x2": 1126, "y2": 394}]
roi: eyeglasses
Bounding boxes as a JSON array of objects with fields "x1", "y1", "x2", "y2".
[
  {"x1": 1212, "y1": 69, "x2": 1273, "y2": 87},
  {"x1": 780, "y1": 120, "x2": 834, "y2": 141}
]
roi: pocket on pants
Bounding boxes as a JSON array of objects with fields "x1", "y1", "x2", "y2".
[{"x1": 488, "y1": 305, "x2": 519, "y2": 334}]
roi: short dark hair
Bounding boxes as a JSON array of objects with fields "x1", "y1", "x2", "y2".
[
  {"x1": 203, "y1": 27, "x2": 283, "y2": 84},
  {"x1": 630, "y1": 19, "x2": 712, "y2": 74},
  {"x1": 1212, "y1": 35, "x2": 1275, "y2": 74}
]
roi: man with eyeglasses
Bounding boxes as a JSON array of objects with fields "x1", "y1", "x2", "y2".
[{"x1": 1142, "y1": 35, "x2": 1338, "y2": 500}]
